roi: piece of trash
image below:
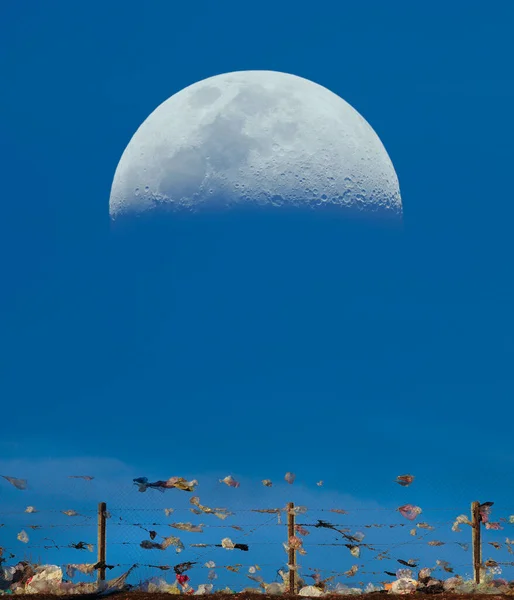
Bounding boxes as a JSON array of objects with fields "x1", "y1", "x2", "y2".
[
  {"x1": 62, "y1": 510, "x2": 79, "y2": 517},
  {"x1": 344, "y1": 565, "x2": 358, "y2": 577},
  {"x1": 17, "y1": 531, "x2": 28, "y2": 543},
  {"x1": 479, "y1": 501, "x2": 493, "y2": 523},
  {"x1": 416, "y1": 522, "x2": 434, "y2": 530},
  {"x1": 295, "y1": 524, "x2": 309, "y2": 536},
  {"x1": 220, "y1": 475, "x2": 240, "y2": 488},
  {"x1": 69, "y1": 541, "x2": 94, "y2": 552},
  {"x1": 134, "y1": 476, "x2": 198, "y2": 493},
  {"x1": 485, "y1": 522, "x2": 503, "y2": 530},
  {"x1": 195, "y1": 584, "x2": 213, "y2": 595},
  {"x1": 427, "y1": 540, "x2": 444, "y2": 546},
  {"x1": 261, "y1": 479, "x2": 272, "y2": 487},
  {"x1": 221, "y1": 538, "x2": 235, "y2": 549},
  {"x1": 285, "y1": 472, "x2": 295, "y2": 484},
  {"x1": 68, "y1": 475, "x2": 94, "y2": 481},
  {"x1": 395, "y1": 474, "x2": 415, "y2": 487},
  {"x1": 391, "y1": 578, "x2": 418, "y2": 594},
  {"x1": 65, "y1": 563, "x2": 96, "y2": 577},
  {"x1": 299, "y1": 585, "x2": 323, "y2": 596},
  {"x1": 1, "y1": 476, "x2": 27, "y2": 490},
  {"x1": 25, "y1": 506, "x2": 37, "y2": 513},
  {"x1": 190, "y1": 496, "x2": 232, "y2": 520},
  {"x1": 164, "y1": 508, "x2": 174, "y2": 516},
  {"x1": 398, "y1": 559, "x2": 418, "y2": 568},
  {"x1": 288, "y1": 536, "x2": 303, "y2": 550},
  {"x1": 452, "y1": 514, "x2": 471, "y2": 532},
  {"x1": 316, "y1": 480, "x2": 323, "y2": 486},
  {"x1": 174, "y1": 561, "x2": 196, "y2": 574},
  {"x1": 398, "y1": 504, "x2": 422, "y2": 520},
  {"x1": 204, "y1": 561, "x2": 215, "y2": 569},
  {"x1": 170, "y1": 522, "x2": 204, "y2": 533}
]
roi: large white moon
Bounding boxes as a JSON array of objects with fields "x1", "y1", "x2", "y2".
[{"x1": 109, "y1": 70, "x2": 401, "y2": 218}]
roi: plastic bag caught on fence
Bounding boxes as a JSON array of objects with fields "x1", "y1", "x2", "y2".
[
  {"x1": 190, "y1": 496, "x2": 232, "y2": 520},
  {"x1": 452, "y1": 514, "x2": 472, "y2": 532},
  {"x1": 398, "y1": 504, "x2": 422, "y2": 520},
  {"x1": 170, "y1": 522, "x2": 203, "y2": 533}
]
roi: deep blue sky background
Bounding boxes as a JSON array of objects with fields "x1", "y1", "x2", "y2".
[{"x1": 1, "y1": 0, "x2": 514, "y2": 591}]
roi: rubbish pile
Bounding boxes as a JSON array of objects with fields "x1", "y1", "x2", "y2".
[{"x1": 2, "y1": 560, "x2": 514, "y2": 595}]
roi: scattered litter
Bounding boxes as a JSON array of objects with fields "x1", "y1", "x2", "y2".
[
  {"x1": 220, "y1": 476, "x2": 239, "y2": 488},
  {"x1": 170, "y1": 522, "x2": 204, "y2": 533},
  {"x1": 398, "y1": 504, "x2": 422, "y2": 520},
  {"x1": 1, "y1": 476, "x2": 27, "y2": 490},
  {"x1": 134, "y1": 476, "x2": 198, "y2": 493},
  {"x1": 395, "y1": 474, "x2": 415, "y2": 487},
  {"x1": 284, "y1": 472, "x2": 295, "y2": 484},
  {"x1": 16, "y1": 531, "x2": 28, "y2": 544},
  {"x1": 190, "y1": 496, "x2": 232, "y2": 520}
]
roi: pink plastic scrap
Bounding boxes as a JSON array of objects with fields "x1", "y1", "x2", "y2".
[
  {"x1": 220, "y1": 475, "x2": 240, "y2": 488},
  {"x1": 479, "y1": 501, "x2": 493, "y2": 523},
  {"x1": 1, "y1": 476, "x2": 27, "y2": 490},
  {"x1": 398, "y1": 504, "x2": 422, "y2": 520},
  {"x1": 395, "y1": 474, "x2": 415, "y2": 487},
  {"x1": 485, "y1": 522, "x2": 503, "y2": 530},
  {"x1": 285, "y1": 472, "x2": 295, "y2": 484}
]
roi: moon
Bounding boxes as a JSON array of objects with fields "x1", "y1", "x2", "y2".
[{"x1": 109, "y1": 70, "x2": 401, "y2": 218}]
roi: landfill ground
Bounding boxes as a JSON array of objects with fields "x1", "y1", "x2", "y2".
[{"x1": 5, "y1": 594, "x2": 514, "y2": 600}]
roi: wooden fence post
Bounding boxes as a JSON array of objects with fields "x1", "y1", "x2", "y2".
[
  {"x1": 97, "y1": 502, "x2": 107, "y2": 587},
  {"x1": 471, "y1": 501, "x2": 481, "y2": 584},
  {"x1": 287, "y1": 502, "x2": 296, "y2": 594}
]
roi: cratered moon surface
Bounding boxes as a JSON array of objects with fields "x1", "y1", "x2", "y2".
[{"x1": 109, "y1": 70, "x2": 401, "y2": 218}]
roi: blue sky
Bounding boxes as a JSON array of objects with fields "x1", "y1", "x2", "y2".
[{"x1": 1, "y1": 0, "x2": 514, "y2": 591}]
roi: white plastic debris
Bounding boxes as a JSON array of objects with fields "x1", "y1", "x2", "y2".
[
  {"x1": 25, "y1": 565, "x2": 63, "y2": 594},
  {"x1": 390, "y1": 578, "x2": 418, "y2": 594},
  {"x1": 264, "y1": 582, "x2": 285, "y2": 595},
  {"x1": 195, "y1": 584, "x2": 213, "y2": 595},
  {"x1": 299, "y1": 585, "x2": 324, "y2": 596}
]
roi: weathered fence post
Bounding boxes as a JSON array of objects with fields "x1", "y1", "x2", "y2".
[
  {"x1": 471, "y1": 501, "x2": 481, "y2": 584},
  {"x1": 97, "y1": 502, "x2": 107, "y2": 588},
  {"x1": 287, "y1": 501, "x2": 296, "y2": 594}
]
